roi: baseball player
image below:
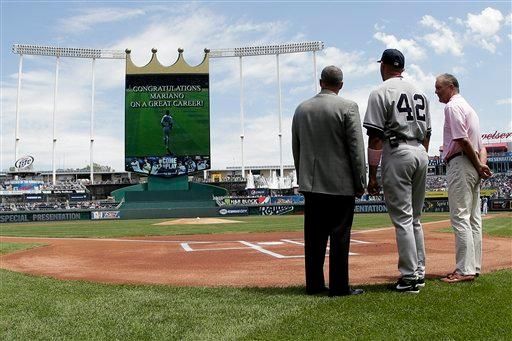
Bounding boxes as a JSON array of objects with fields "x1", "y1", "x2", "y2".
[
  {"x1": 364, "y1": 49, "x2": 431, "y2": 293},
  {"x1": 161, "y1": 110, "x2": 174, "y2": 152},
  {"x1": 482, "y1": 197, "x2": 488, "y2": 215}
]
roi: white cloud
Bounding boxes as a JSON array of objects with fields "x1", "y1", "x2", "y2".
[
  {"x1": 496, "y1": 98, "x2": 512, "y2": 105},
  {"x1": 210, "y1": 113, "x2": 294, "y2": 168},
  {"x1": 374, "y1": 23, "x2": 385, "y2": 31},
  {"x1": 420, "y1": 15, "x2": 463, "y2": 56},
  {"x1": 318, "y1": 47, "x2": 379, "y2": 77},
  {"x1": 506, "y1": 13, "x2": 512, "y2": 25},
  {"x1": 466, "y1": 7, "x2": 504, "y2": 36},
  {"x1": 1, "y1": 5, "x2": 311, "y2": 171},
  {"x1": 452, "y1": 66, "x2": 467, "y2": 75},
  {"x1": 475, "y1": 37, "x2": 501, "y2": 53},
  {"x1": 1, "y1": 58, "x2": 125, "y2": 170},
  {"x1": 373, "y1": 32, "x2": 426, "y2": 60},
  {"x1": 2, "y1": 4, "x2": 510, "y2": 172},
  {"x1": 59, "y1": 8, "x2": 146, "y2": 32},
  {"x1": 450, "y1": 16, "x2": 465, "y2": 26},
  {"x1": 465, "y1": 7, "x2": 505, "y2": 53}
]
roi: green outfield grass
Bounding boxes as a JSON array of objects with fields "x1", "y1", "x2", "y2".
[
  {"x1": 482, "y1": 215, "x2": 512, "y2": 237},
  {"x1": 0, "y1": 268, "x2": 510, "y2": 340},
  {"x1": 439, "y1": 213, "x2": 512, "y2": 237},
  {"x1": 0, "y1": 212, "x2": 450, "y2": 238}
]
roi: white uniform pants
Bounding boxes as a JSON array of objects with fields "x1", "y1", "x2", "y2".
[
  {"x1": 382, "y1": 141, "x2": 428, "y2": 280},
  {"x1": 446, "y1": 155, "x2": 482, "y2": 275}
]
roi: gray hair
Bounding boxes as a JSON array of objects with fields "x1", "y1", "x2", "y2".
[
  {"x1": 437, "y1": 73, "x2": 460, "y2": 92},
  {"x1": 321, "y1": 65, "x2": 344, "y2": 87}
]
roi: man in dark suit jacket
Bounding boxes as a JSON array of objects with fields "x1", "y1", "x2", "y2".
[{"x1": 292, "y1": 65, "x2": 366, "y2": 296}]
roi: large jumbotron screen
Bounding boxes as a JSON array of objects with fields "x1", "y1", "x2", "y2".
[{"x1": 125, "y1": 73, "x2": 210, "y2": 177}]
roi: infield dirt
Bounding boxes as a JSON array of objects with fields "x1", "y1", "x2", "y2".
[{"x1": 1, "y1": 216, "x2": 511, "y2": 287}]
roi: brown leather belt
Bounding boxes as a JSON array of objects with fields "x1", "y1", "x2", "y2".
[{"x1": 445, "y1": 152, "x2": 463, "y2": 164}]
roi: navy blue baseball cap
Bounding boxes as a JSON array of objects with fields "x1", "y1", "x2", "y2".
[{"x1": 378, "y1": 49, "x2": 405, "y2": 68}]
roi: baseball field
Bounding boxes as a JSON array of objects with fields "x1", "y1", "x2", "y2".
[{"x1": 1, "y1": 212, "x2": 511, "y2": 339}]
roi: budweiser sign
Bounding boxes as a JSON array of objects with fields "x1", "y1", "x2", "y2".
[{"x1": 481, "y1": 131, "x2": 512, "y2": 140}]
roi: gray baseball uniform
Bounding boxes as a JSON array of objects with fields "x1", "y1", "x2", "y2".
[
  {"x1": 161, "y1": 114, "x2": 173, "y2": 150},
  {"x1": 364, "y1": 77, "x2": 431, "y2": 281}
]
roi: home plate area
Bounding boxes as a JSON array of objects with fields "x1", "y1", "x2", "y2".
[{"x1": 180, "y1": 238, "x2": 372, "y2": 258}]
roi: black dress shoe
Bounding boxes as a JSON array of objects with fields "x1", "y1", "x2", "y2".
[{"x1": 329, "y1": 288, "x2": 364, "y2": 297}]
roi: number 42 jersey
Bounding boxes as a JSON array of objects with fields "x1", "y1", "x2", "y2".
[{"x1": 363, "y1": 77, "x2": 431, "y2": 141}]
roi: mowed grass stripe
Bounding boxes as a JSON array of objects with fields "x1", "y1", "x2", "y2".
[
  {"x1": 0, "y1": 213, "x2": 451, "y2": 238},
  {"x1": 0, "y1": 268, "x2": 510, "y2": 340},
  {"x1": 0, "y1": 242, "x2": 43, "y2": 255},
  {"x1": 438, "y1": 212, "x2": 512, "y2": 237},
  {"x1": 481, "y1": 215, "x2": 512, "y2": 237}
]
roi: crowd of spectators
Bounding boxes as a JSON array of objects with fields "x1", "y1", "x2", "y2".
[
  {"x1": 426, "y1": 176, "x2": 448, "y2": 192},
  {"x1": 40, "y1": 181, "x2": 87, "y2": 192},
  {"x1": 0, "y1": 180, "x2": 87, "y2": 192},
  {"x1": 481, "y1": 173, "x2": 512, "y2": 198},
  {"x1": 423, "y1": 174, "x2": 512, "y2": 198},
  {"x1": 1, "y1": 172, "x2": 511, "y2": 213},
  {"x1": 0, "y1": 179, "x2": 136, "y2": 192},
  {"x1": 81, "y1": 178, "x2": 136, "y2": 185}
]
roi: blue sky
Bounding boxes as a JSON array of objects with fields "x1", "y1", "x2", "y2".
[{"x1": 1, "y1": 1, "x2": 511, "y2": 172}]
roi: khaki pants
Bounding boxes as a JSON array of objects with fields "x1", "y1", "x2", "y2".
[{"x1": 446, "y1": 155, "x2": 482, "y2": 275}]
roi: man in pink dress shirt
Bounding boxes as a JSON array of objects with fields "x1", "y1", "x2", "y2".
[{"x1": 435, "y1": 73, "x2": 492, "y2": 283}]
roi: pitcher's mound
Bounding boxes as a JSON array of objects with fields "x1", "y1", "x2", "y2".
[{"x1": 153, "y1": 218, "x2": 243, "y2": 225}]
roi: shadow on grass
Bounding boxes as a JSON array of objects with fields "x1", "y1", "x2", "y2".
[
  {"x1": 239, "y1": 283, "x2": 394, "y2": 297},
  {"x1": 237, "y1": 270, "x2": 511, "y2": 297}
]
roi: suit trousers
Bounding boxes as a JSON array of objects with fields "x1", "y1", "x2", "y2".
[{"x1": 303, "y1": 192, "x2": 355, "y2": 295}]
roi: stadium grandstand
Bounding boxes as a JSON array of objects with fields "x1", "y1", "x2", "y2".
[{"x1": 1, "y1": 132, "x2": 511, "y2": 215}]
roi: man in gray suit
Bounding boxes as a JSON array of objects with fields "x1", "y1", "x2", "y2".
[{"x1": 292, "y1": 65, "x2": 366, "y2": 296}]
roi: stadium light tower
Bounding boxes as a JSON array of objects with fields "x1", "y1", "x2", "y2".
[
  {"x1": 11, "y1": 44, "x2": 125, "y2": 185},
  {"x1": 209, "y1": 41, "x2": 324, "y2": 183}
]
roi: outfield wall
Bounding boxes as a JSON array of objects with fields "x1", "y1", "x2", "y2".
[{"x1": 0, "y1": 198, "x2": 510, "y2": 223}]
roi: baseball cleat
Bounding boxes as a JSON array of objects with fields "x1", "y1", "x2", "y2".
[
  {"x1": 416, "y1": 277, "x2": 426, "y2": 288},
  {"x1": 394, "y1": 278, "x2": 420, "y2": 294}
]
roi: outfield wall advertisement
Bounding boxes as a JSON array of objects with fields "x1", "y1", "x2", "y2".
[
  {"x1": 0, "y1": 212, "x2": 90, "y2": 223},
  {"x1": 125, "y1": 50, "x2": 210, "y2": 177}
]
